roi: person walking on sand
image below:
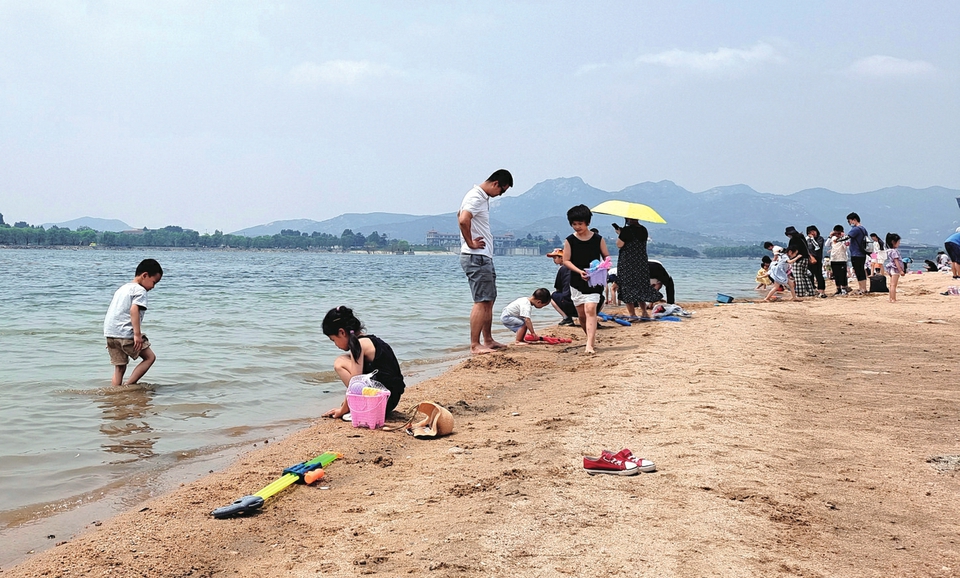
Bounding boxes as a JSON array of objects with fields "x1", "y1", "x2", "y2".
[
  {"x1": 458, "y1": 169, "x2": 513, "y2": 354},
  {"x1": 103, "y1": 259, "x2": 163, "y2": 386},
  {"x1": 563, "y1": 204, "x2": 610, "y2": 354}
]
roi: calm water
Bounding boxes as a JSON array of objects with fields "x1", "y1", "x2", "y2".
[{"x1": 0, "y1": 249, "x2": 757, "y2": 534}]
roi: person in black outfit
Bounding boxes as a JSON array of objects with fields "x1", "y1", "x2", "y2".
[
  {"x1": 547, "y1": 249, "x2": 577, "y2": 325},
  {"x1": 647, "y1": 260, "x2": 676, "y2": 304},
  {"x1": 805, "y1": 225, "x2": 827, "y2": 298},
  {"x1": 320, "y1": 306, "x2": 406, "y2": 419}
]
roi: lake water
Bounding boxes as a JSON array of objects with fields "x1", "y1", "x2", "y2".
[{"x1": 0, "y1": 248, "x2": 757, "y2": 559}]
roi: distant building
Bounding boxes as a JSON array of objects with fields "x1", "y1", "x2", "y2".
[{"x1": 425, "y1": 230, "x2": 518, "y2": 255}]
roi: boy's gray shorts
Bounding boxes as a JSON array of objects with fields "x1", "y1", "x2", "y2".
[
  {"x1": 501, "y1": 315, "x2": 525, "y2": 332},
  {"x1": 460, "y1": 254, "x2": 497, "y2": 303}
]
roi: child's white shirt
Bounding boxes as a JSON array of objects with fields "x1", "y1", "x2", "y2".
[
  {"x1": 104, "y1": 282, "x2": 148, "y2": 338},
  {"x1": 501, "y1": 297, "x2": 532, "y2": 320}
]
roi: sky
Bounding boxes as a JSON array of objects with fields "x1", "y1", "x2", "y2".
[{"x1": 1, "y1": 1, "x2": 958, "y2": 233}]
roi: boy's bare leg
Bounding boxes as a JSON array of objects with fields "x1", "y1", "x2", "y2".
[
  {"x1": 514, "y1": 326, "x2": 528, "y2": 344},
  {"x1": 124, "y1": 348, "x2": 156, "y2": 385},
  {"x1": 112, "y1": 364, "x2": 127, "y2": 386},
  {"x1": 582, "y1": 302, "x2": 598, "y2": 353}
]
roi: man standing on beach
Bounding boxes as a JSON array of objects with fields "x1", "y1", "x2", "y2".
[
  {"x1": 846, "y1": 212, "x2": 869, "y2": 295},
  {"x1": 458, "y1": 169, "x2": 513, "y2": 354}
]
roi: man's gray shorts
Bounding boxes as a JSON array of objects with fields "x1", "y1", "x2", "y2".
[{"x1": 460, "y1": 254, "x2": 497, "y2": 303}]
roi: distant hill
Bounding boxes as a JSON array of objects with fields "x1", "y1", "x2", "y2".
[
  {"x1": 229, "y1": 178, "x2": 960, "y2": 247},
  {"x1": 41, "y1": 217, "x2": 132, "y2": 232}
]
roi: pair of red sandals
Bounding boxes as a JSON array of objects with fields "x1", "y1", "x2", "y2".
[
  {"x1": 522, "y1": 334, "x2": 572, "y2": 344},
  {"x1": 583, "y1": 449, "x2": 656, "y2": 475}
]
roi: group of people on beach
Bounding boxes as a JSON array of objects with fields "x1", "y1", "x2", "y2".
[
  {"x1": 756, "y1": 211, "x2": 959, "y2": 304},
  {"x1": 458, "y1": 169, "x2": 674, "y2": 356}
]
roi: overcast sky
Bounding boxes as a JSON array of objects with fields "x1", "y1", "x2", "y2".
[{"x1": 1, "y1": 1, "x2": 958, "y2": 233}]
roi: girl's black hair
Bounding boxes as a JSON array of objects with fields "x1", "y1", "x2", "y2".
[
  {"x1": 322, "y1": 306, "x2": 365, "y2": 362},
  {"x1": 872, "y1": 234, "x2": 884, "y2": 250},
  {"x1": 566, "y1": 204, "x2": 592, "y2": 225},
  {"x1": 885, "y1": 232, "x2": 900, "y2": 247}
]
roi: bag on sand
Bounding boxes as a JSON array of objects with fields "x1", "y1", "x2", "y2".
[
  {"x1": 869, "y1": 275, "x2": 888, "y2": 293},
  {"x1": 384, "y1": 402, "x2": 454, "y2": 439}
]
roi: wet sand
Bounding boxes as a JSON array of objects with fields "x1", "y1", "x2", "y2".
[{"x1": 4, "y1": 271, "x2": 960, "y2": 577}]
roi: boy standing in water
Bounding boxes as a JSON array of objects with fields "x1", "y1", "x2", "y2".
[{"x1": 104, "y1": 259, "x2": 163, "y2": 386}]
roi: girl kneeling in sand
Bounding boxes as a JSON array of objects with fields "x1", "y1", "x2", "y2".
[{"x1": 321, "y1": 306, "x2": 406, "y2": 419}]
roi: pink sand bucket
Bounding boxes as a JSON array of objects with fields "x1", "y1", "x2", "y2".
[{"x1": 346, "y1": 391, "x2": 391, "y2": 429}]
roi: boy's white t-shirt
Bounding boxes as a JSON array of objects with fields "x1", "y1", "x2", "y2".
[
  {"x1": 501, "y1": 297, "x2": 532, "y2": 320},
  {"x1": 104, "y1": 282, "x2": 148, "y2": 338}
]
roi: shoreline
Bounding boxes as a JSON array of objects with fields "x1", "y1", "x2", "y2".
[
  {"x1": 4, "y1": 271, "x2": 960, "y2": 576},
  {"x1": 0, "y1": 353, "x2": 464, "y2": 569}
]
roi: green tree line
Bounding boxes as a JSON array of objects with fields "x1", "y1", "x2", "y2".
[{"x1": 0, "y1": 221, "x2": 411, "y2": 252}]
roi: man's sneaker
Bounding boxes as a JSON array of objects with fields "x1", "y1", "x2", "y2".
[
  {"x1": 605, "y1": 448, "x2": 657, "y2": 473},
  {"x1": 583, "y1": 453, "x2": 639, "y2": 475},
  {"x1": 559, "y1": 317, "x2": 574, "y2": 326}
]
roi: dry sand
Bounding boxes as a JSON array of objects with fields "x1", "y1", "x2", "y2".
[{"x1": 4, "y1": 271, "x2": 960, "y2": 577}]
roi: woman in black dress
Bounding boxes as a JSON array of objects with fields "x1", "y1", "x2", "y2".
[{"x1": 615, "y1": 218, "x2": 662, "y2": 318}]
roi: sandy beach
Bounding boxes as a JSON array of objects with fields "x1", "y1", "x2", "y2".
[{"x1": 4, "y1": 271, "x2": 959, "y2": 577}]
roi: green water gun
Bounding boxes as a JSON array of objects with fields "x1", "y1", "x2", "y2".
[{"x1": 211, "y1": 451, "x2": 342, "y2": 518}]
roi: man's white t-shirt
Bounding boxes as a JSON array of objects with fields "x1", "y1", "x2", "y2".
[
  {"x1": 104, "y1": 282, "x2": 148, "y2": 338},
  {"x1": 500, "y1": 297, "x2": 532, "y2": 321},
  {"x1": 459, "y1": 184, "x2": 494, "y2": 258}
]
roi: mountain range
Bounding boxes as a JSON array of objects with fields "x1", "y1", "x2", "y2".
[
  {"x1": 41, "y1": 217, "x2": 133, "y2": 232},
  {"x1": 230, "y1": 178, "x2": 960, "y2": 247}
]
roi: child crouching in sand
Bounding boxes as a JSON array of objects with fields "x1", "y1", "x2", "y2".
[
  {"x1": 562, "y1": 204, "x2": 609, "y2": 354},
  {"x1": 756, "y1": 256, "x2": 772, "y2": 289},
  {"x1": 500, "y1": 288, "x2": 551, "y2": 344},
  {"x1": 321, "y1": 306, "x2": 405, "y2": 420}
]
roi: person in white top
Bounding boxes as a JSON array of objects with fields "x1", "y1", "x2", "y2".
[
  {"x1": 457, "y1": 169, "x2": 513, "y2": 354},
  {"x1": 103, "y1": 259, "x2": 163, "y2": 386}
]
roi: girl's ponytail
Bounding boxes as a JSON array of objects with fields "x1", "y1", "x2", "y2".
[{"x1": 321, "y1": 306, "x2": 365, "y2": 363}]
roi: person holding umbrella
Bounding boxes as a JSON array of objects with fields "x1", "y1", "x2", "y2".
[{"x1": 614, "y1": 218, "x2": 662, "y2": 319}]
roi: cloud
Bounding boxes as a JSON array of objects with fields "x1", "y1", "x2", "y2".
[
  {"x1": 635, "y1": 42, "x2": 782, "y2": 71},
  {"x1": 847, "y1": 55, "x2": 936, "y2": 78},
  {"x1": 288, "y1": 60, "x2": 402, "y2": 86},
  {"x1": 578, "y1": 42, "x2": 783, "y2": 76}
]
